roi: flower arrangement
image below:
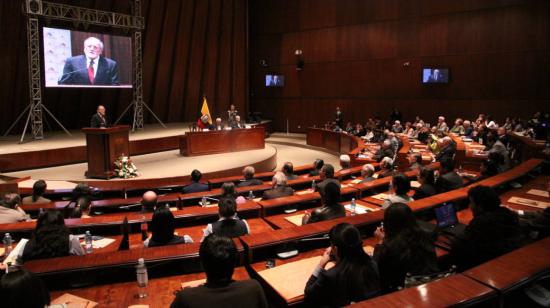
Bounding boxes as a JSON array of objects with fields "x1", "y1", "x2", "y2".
[{"x1": 114, "y1": 155, "x2": 139, "y2": 178}]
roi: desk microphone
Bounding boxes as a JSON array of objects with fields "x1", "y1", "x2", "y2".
[{"x1": 119, "y1": 203, "x2": 142, "y2": 210}]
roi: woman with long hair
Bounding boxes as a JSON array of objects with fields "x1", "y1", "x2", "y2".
[
  {"x1": 373, "y1": 203, "x2": 438, "y2": 293},
  {"x1": 304, "y1": 223, "x2": 380, "y2": 307},
  {"x1": 22, "y1": 210, "x2": 84, "y2": 261},
  {"x1": 0, "y1": 268, "x2": 52, "y2": 308},
  {"x1": 220, "y1": 182, "x2": 246, "y2": 204},
  {"x1": 144, "y1": 206, "x2": 193, "y2": 247}
]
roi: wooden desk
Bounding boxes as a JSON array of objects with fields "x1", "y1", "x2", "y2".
[
  {"x1": 306, "y1": 128, "x2": 364, "y2": 166},
  {"x1": 349, "y1": 274, "x2": 497, "y2": 307},
  {"x1": 179, "y1": 127, "x2": 265, "y2": 156}
]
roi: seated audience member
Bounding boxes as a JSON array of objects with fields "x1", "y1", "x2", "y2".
[
  {"x1": 303, "y1": 182, "x2": 345, "y2": 225},
  {"x1": 360, "y1": 164, "x2": 376, "y2": 183},
  {"x1": 22, "y1": 210, "x2": 84, "y2": 261},
  {"x1": 309, "y1": 159, "x2": 324, "y2": 176},
  {"x1": 485, "y1": 133, "x2": 510, "y2": 171},
  {"x1": 377, "y1": 157, "x2": 397, "y2": 179},
  {"x1": 436, "y1": 116, "x2": 448, "y2": 133},
  {"x1": 407, "y1": 153, "x2": 422, "y2": 171},
  {"x1": 339, "y1": 154, "x2": 351, "y2": 170},
  {"x1": 435, "y1": 137, "x2": 456, "y2": 162},
  {"x1": 0, "y1": 194, "x2": 29, "y2": 224},
  {"x1": 451, "y1": 186, "x2": 524, "y2": 270},
  {"x1": 221, "y1": 182, "x2": 246, "y2": 204},
  {"x1": 315, "y1": 164, "x2": 340, "y2": 193},
  {"x1": 237, "y1": 166, "x2": 263, "y2": 187},
  {"x1": 22, "y1": 180, "x2": 50, "y2": 204},
  {"x1": 69, "y1": 197, "x2": 93, "y2": 218},
  {"x1": 0, "y1": 268, "x2": 55, "y2": 308},
  {"x1": 463, "y1": 120, "x2": 474, "y2": 137},
  {"x1": 202, "y1": 198, "x2": 249, "y2": 240},
  {"x1": 141, "y1": 191, "x2": 158, "y2": 212},
  {"x1": 305, "y1": 223, "x2": 380, "y2": 306},
  {"x1": 344, "y1": 122, "x2": 354, "y2": 134},
  {"x1": 230, "y1": 115, "x2": 245, "y2": 129},
  {"x1": 464, "y1": 159, "x2": 499, "y2": 183},
  {"x1": 496, "y1": 126, "x2": 509, "y2": 147},
  {"x1": 282, "y1": 162, "x2": 298, "y2": 180},
  {"x1": 170, "y1": 234, "x2": 268, "y2": 308},
  {"x1": 71, "y1": 183, "x2": 92, "y2": 202},
  {"x1": 486, "y1": 115, "x2": 498, "y2": 130},
  {"x1": 182, "y1": 170, "x2": 209, "y2": 193},
  {"x1": 417, "y1": 126, "x2": 431, "y2": 143},
  {"x1": 373, "y1": 203, "x2": 438, "y2": 293},
  {"x1": 435, "y1": 156, "x2": 463, "y2": 193},
  {"x1": 352, "y1": 123, "x2": 366, "y2": 137},
  {"x1": 374, "y1": 140, "x2": 395, "y2": 162},
  {"x1": 262, "y1": 172, "x2": 294, "y2": 200},
  {"x1": 412, "y1": 167, "x2": 437, "y2": 200},
  {"x1": 144, "y1": 206, "x2": 193, "y2": 247},
  {"x1": 391, "y1": 120, "x2": 403, "y2": 133},
  {"x1": 450, "y1": 118, "x2": 465, "y2": 135},
  {"x1": 403, "y1": 122, "x2": 415, "y2": 137},
  {"x1": 382, "y1": 173, "x2": 413, "y2": 209},
  {"x1": 517, "y1": 206, "x2": 550, "y2": 240}
]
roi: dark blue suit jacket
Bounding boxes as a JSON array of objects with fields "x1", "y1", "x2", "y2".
[{"x1": 58, "y1": 55, "x2": 119, "y2": 86}]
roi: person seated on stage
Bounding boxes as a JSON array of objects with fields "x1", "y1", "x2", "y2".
[
  {"x1": 237, "y1": 166, "x2": 263, "y2": 187},
  {"x1": 90, "y1": 105, "x2": 110, "y2": 128},
  {"x1": 220, "y1": 182, "x2": 246, "y2": 204},
  {"x1": 407, "y1": 153, "x2": 422, "y2": 171},
  {"x1": 262, "y1": 172, "x2": 294, "y2": 200},
  {"x1": 373, "y1": 140, "x2": 395, "y2": 162},
  {"x1": 303, "y1": 182, "x2": 345, "y2": 225},
  {"x1": 315, "y1": 164, "x2": 340, "y2": 193},
  {"x1": 182, "y1": 170, "x2": 209, "y2": 194},
  {"x1": 202, "y1": 198, "x2": 249, "y2": 241},
  {"x1": 304, "y1": 223, "x2": 380, "y2": 307},
  {"x1": 21, "y1": 210, "x2": 84, "y2": 262},
  {"x1": 214, "y1": 117, "x2": 224, "y2": 131},
  {"x1": 339, "y1": 154, "x2": 351, "y2": 171},
  {"x1": 412, "y1": 167, "x2": 437, "y2": 200},
  {"x1": 434, "y1": 136, "x2": 456, "y2": 162},
  {"x1": 144, "y1": 206, "x2": 193, "y2": 248},
  {"x1": 435, "y1": 156, "x2": 463, "y2": 193},
  {"x1": 308, "y1": 159, "x2": 324, "y2": 177},
  {"x1": 382, "y1": 173, "x2": 413, "y2": 209},
  {"x1": 0, "y1": 193, "x2": 30, "y2": 224},
  {"x1": 68, "y1": 197, "x2": 93, "y2": 219},
  {"x1": 373, "y1": 203, "x2": 438, "y2": 293},
  {"x1": 171, "y1": 234, "x2": 268, "y2": 308},
  {"x1": 377, "y1": 157, "x2": 397, "y2": 179},
  {"x1": 22, "y1": 180, "x2": 50, "y2": 205},
  {"x1": 141, "y1": 191, "x2": 158, "y2": 213},
  {"x1": 450, "y1": 118, "x2": 465, "y2": 135},
  {"x1": 391, "y1": 120, "x2": 403, "y2": 133},
  {"x1": 463, "y1": 120, "x2": 474, "y2": 137},
  {"x1": 230, "y1": 115, "x2": 245, "y2": 129},
  {"x1": 282, "y1": 162, "x2": 298, "y2": 180},
  {"x1": 451, "y1": 186, "x2": 524, "y2": 270},
  {"x1": 0, "y1": 268, "x2": 56, "y2": 308},
  {"x1": 360, "y1": 164, "x2": 376, "y2": 183}
]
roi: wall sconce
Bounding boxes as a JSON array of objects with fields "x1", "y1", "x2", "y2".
[{"x1": 295, "y1": 49, "x2": 304, "y2": 71}]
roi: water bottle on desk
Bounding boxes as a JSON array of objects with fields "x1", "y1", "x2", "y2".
[
  {"x1": 136, "y1": 258, "x2": 148, "y2": 298},
  {"x1": 84, "y1": 230, "x2": 93, "y2": 254},
  {"x1": 350, "y1": 198, "x2": 356, "y2": 216},
  {"x1": 311, "y1": 180, "x2": 316, "y2": 191},
  {"x1": 3, "y1": 233, "x2": 13, "y2": 256},
  {"x1": 247, "y1": 191, "x2": 255, "y2": 200},
  {"x1": 201, "y1": 196, "x2": 207, "y2": 207}
]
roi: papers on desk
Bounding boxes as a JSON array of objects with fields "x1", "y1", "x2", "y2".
[
  {"x1": 461, "y1": 137, "x2": 473, "y2": 142},
  {"x1": 371, "y1": 193, "x2": 389, "y2": 201},
  {"x1": 527, "y1": 189, "x2": 550, "y2": 198},
  {"x1": 284, "y1": 214, "x2": 305, "y2": 226},
  {"x1": 410, "y1": 181, "x2": 421, "y2": 188},
  {"x1": 257, "y1": 256, "x2": 334, "y2": 303},
  {"x1": 51, "y1": 293, "x2": 98, "y2": 308},
  {"x1": 508, "y1": 197, "x2": 550, "y2": 209},
  {"x1": 2, "y1": 238, "x2": 28, "y2": 265},
  {"x1": 253, "y1": 197, "x2": 263, "y2": 202},
  {"x1": 344, "y1": 203, "x2": 380, "y2": 215},
  {"x1": 296, "y1": 189, "x2": 314, "y2": 195},
  {"x1": 181, "y1": 278, "x2": 206, "y2": 289},
  {"x1": 350, "y1": 178, "x2": 363, "y2": 184},
  {"x1": 89, "y1": 238, "x2": 116, "y2": 249}
]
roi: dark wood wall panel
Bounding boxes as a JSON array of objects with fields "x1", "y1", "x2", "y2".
[
  {"x1": 0, "y1": 0, "x2": 247, "y2": 134},
  {"x1": 249, "y1": 0, "x2": 550, "y2": 132}
]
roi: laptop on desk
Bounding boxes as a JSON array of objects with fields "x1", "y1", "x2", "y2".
[{"x1": 418, "y1": 202, "x2": 466, "y2": 238}]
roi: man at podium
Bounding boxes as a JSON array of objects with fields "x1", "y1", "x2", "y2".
[{"x1": 90, "y1": 105, "x2": 110, "y2": 128}]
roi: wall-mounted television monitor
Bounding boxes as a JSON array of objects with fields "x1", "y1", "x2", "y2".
[
  {"x1": 422, "y1": 68, "x2": 449, "y2": 84},
  {"x1": 43, "y1": 27, "x2": 132, "y2": 88},
  {"x1": 265, "y1": 74, "x2": 284, "y2": 87}
]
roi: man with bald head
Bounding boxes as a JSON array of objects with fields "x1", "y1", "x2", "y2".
[
  {"x1": 141, "y1": 191, "x2": 158, "y2": 212},
  {"x1": 59, "y1": 36, "x2": 119, "y2": 85},
  {"x1": 90, "y1": 105, "x2": 109, "y2": 128}
]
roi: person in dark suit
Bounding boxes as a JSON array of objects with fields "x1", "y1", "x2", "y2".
[
  {"x1": 377, "y1": 157, "x2": 397, "y2": 179},
  {"x1": 201, "y1": 198, "x2": 249, "y2": 240},
  {"x1": 335, "y1": 106, "x2": 343, "y2": 128},
  {"x1": 230, "y1": 115, "x2": 245, "y2": 129},
  {"x1": 182, "y1": 170, "x2": 209, "y2": 194},
  {"x1": 435, "y1": 137, "x2": 456, "y2": 162},
  {"x1": 171, "y1": 234, "x2": 267, "y2": 308},
  {"x1": 58, "y1": 37, "x2": 119, "y2": 86},
  {"x1": 213, "y1": 118, "x2": 225, "y2": 131},
  {"x1": 426, "y1": 69, "x2": 444, "y2": 83},
  {"x1": 407, "y1": 153, "x2": 422, "y2": 171},
  {"x1": 315, "y1": 164, "x2": 340, "y2": 194},
  {"x1": 374, "y1": 140, "x2": 395, "y2": 162},
  {"x1": 262, "y1": 172, "x2": 294, "y2": 200},
  {"x1": 309, "y1": 159, "x2": 324, "y2": 176},
  {"x1": 373, "y1": 203, "x2": 438, "y2": 293},
  {"x1": 90, "y1": 105, "x2": 109, "y2": 128},
  {"x1": 451, "y1": 186, "x2": 524, "y2": 270},
  {"x1": 412, "y1": 167, "x2": 437, "y2": 200},
  {"x1": 435, "y1": 156, "x2": 463, "y2": 193},
  {"x1": 282, "y1": 162, "x2": 298, "y2": 180},
  {"x1": 304, "y1": 223, "x2": 380, "y2": 307},
  {"x1": 360, "y1": 164, "x2": 376, "y2": 183},
  {"x1": 237, "y1": 166, "x2": 263, "y2": 187},
  {"x1": 303, "y1": 182, "x2": 345, "y2": 224},
  {"x1": 140, "y1": 191, "x2": 158, "y2": 213}
]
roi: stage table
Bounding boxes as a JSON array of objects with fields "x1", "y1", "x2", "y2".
[{"x1": 179, "y1": 127, "x2": 265, "y2": 156}]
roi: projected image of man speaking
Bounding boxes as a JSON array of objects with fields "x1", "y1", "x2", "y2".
[{"x1": 58, "y1": 37, "x2": 120, "y2": 86}]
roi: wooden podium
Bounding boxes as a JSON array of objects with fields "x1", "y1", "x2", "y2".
[{"x1": 82, "y1": 125, "x2": 130, "y2": 179}]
